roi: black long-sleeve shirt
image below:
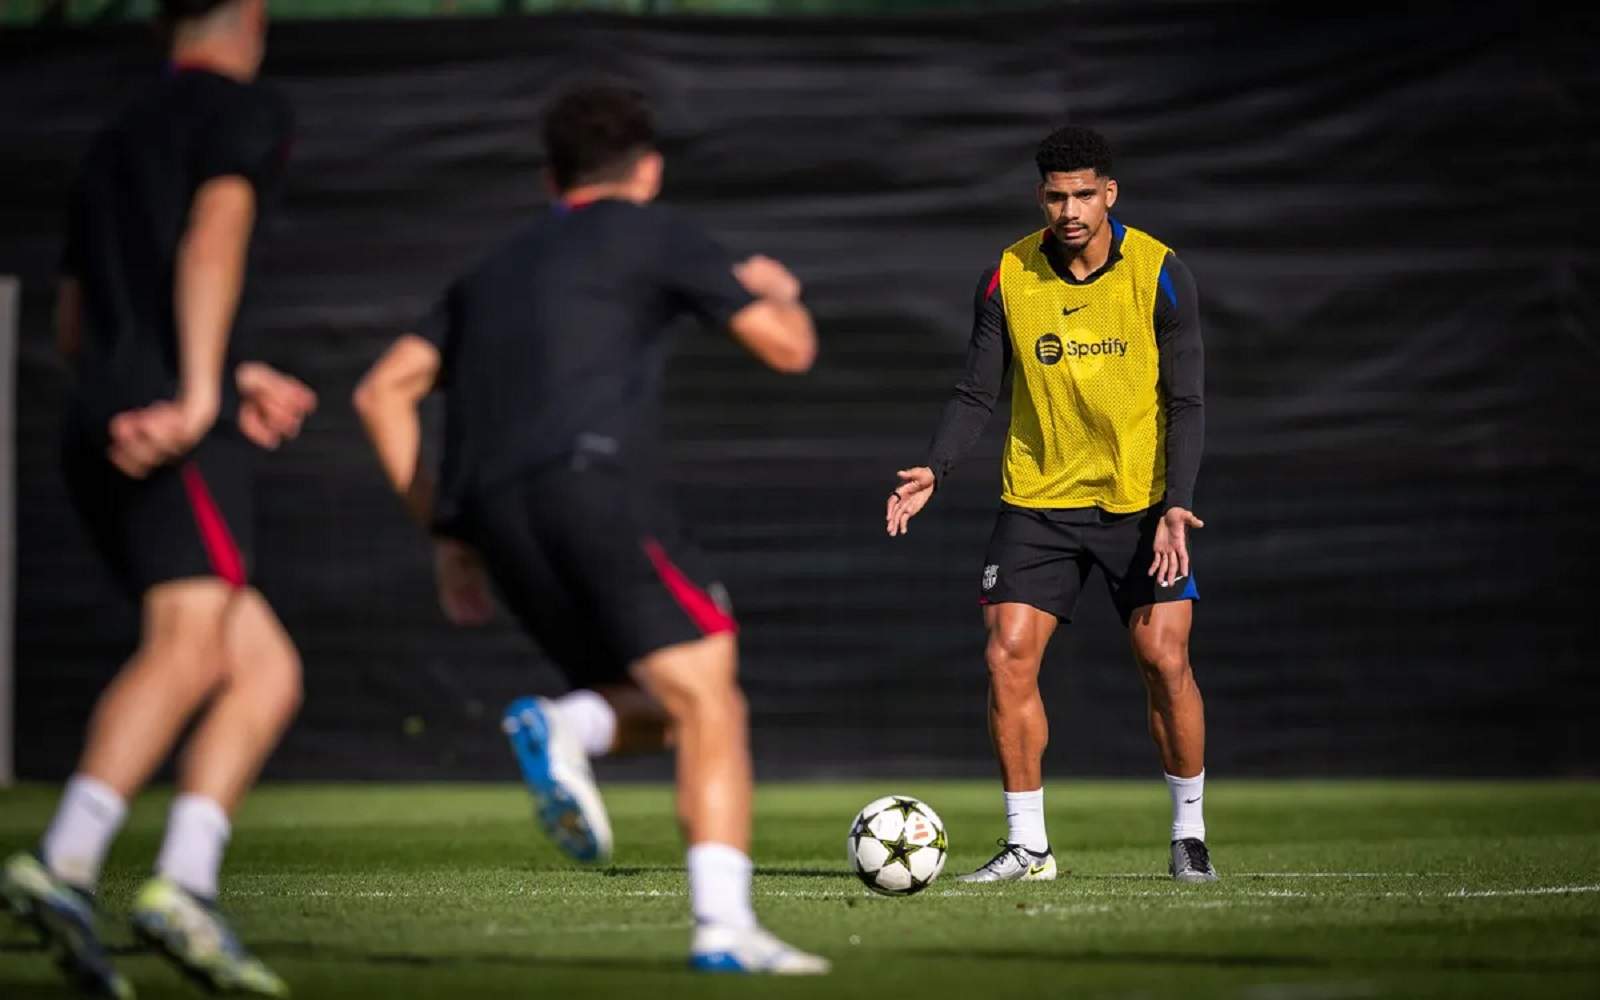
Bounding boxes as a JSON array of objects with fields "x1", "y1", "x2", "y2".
[{"x1": 925, "y1": 230, "x2": 1205, "y2": 512}]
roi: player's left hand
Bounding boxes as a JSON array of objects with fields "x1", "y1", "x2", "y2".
[
  {"x1": 1149, "y1": 506, "x2": 1204, "y2": 589},
  {"x1": 435, "y1": 538, "x2": 496, "y2": 626},
  {"x1": 237, "y1": 362, "x2": 317, "y2": 450}
]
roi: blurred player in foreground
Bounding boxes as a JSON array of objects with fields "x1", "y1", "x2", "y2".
[
  {"x1": 354, "y1": 82, "x2": 828, "y2": 974},
  {"x1": 1, "y1": 0, "x2": 315, "y2": 995}
]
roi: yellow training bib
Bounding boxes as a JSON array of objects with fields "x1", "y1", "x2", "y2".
[{"x1": 997, "y1": 223, "x2": 1173, "y2": 512}]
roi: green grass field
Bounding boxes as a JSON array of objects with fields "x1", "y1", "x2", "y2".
[{"x1": 3, "y1": 780, "x2": 1598, "y2": 998}]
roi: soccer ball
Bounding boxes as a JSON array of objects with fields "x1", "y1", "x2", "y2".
[{"x1": 846, "y1": 795, "x2": 948, "y2": 896}]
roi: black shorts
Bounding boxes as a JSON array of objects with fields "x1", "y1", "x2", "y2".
[
  {"x1": 62, "y1": 414, "x2": 255, "y2": 598},
  {"x1": 458, "y1": 459, "x2": 735, "y2": 687},
  {"x1": 978, "y1": 503, "x2": 1198, "y2": 625}
]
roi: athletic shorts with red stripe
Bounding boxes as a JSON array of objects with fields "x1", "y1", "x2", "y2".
[
  {"x1": 455, "y1": 459, "x2": 735, "y2": 686},
  {"x1": 62, "y1": 411, "x2": 254, "y2": 597}
]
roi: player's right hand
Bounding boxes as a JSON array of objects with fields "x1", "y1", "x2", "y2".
[
  {"x1": 886, "y1": 466, "x2": 936, "y2": 537},
  {"x1": 434, "y1": 538, "x2": 496, "y2": 626},
  {"x1": 107, "y1": 396, "x2": 215, "y2": 479},
  {"x1": 733, "y1": 255, "x2": 802, "y2": 303}
]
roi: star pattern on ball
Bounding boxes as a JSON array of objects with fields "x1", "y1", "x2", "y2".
[
  {"x1": 880, "y1": 831, "x2": 924, "y2": 871},
  {"x1": 886, "y1": 797, "x2": 923, "y2": 822},
  {"x1": 850, "y1": 812, "x2": 874, "y2": 842}
]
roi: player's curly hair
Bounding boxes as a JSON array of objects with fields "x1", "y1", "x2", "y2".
[
  {"x1": 543, "y1": 81, "x2": 657, "y2": 191},
  {"x1": 1035, "y1": 126, "x2": 1114, "y2": 179}
]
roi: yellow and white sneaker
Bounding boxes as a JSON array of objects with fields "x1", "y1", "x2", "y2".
[
  {"x1": 1, "y1": 852, "x2": 134, "y2": 999},
  {"x1": 955, "y1": 841, "x2": 1057, "y2": 883},
  {"x1": 130, "y1": 877, "x2": 287, "y2": 997}
]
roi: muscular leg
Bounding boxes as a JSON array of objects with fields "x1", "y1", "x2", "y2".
[
  {"x1": 984, "y1": 603, "x2": 1057, "y2": 792},
  {"x1": 629, "y1": 632, "x2": 748, "y2": 849},
  {"x1": 1127, "y1": 601, "x2": 1204, "y2": 778},
  {"x1": 176, "y1": 588, "x2": 303, "y2": 814},
  {"x1": 113, "y1": 585, "x2": 299, "y2": 993},
  {"x1": 1129, "y1": 600, "x2": 1215, "y2": 879},
  {"x1": 40, "y1": 579, "x2": 232, "y2": 890},
  {"x1": 627, "y1": 633, "x2": 826, "y2": 971},
  {"x1": 144, "y1": 587, "x2": 300, "y2": 902},
  {"x1": 953, "y1": 601, "x2": 1062, "y2": 876},
  {"x1": 76, "y1": 579, "x2": 235, "y2": 798}
]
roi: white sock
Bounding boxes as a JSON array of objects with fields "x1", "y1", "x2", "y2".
[
  {"x1": 1166, "y1": 770, "x2": 1206, "y2": 842},
  {"x1": 155, "y1": 795, "x2": 231, "y2": 899},
  {"x1": 1003, "y1": 788, "x2": 1048, "y2": 853},
  {"x1": 41, "y1": 774, "x2": 127, "y2": 890},
  {"x1": 553, "y1": 690, "x2": 617, "y2": 758},
  {"x1": 686, "y1": 842, "x2": 756, "y2": 930}
]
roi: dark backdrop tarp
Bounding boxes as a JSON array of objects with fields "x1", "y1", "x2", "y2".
[{"x1": 2, "y1": 2, "x2": 1597, "y2": 781}]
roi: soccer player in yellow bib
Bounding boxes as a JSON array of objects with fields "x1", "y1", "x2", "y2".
[{"x1": 886, "y1": 126, "x2": 1216, "y2": 884}]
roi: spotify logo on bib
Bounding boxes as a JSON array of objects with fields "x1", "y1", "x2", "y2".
[{"x1": 1035, "y1": 333, "x2": 1063, "y2": 365}]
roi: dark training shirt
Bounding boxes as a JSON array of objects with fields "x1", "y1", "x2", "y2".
[
  {"x1": 62, "y1": 67, "x2": 292, "y2": 439},
  {"x1": 417, "y1": 198, "x2": 756, "y2": 533}
]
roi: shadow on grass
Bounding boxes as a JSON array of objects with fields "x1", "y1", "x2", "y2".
[{"x1": 0, "y1": 977, "x2": 77, "y2": 999}]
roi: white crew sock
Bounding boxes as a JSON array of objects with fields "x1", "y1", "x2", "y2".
[
  {"x1": 1166, "y1": 770, "x2": 1206, "y2": 842},
  {"x1": 155, "y1": 794, "x2": 232, "y2": 899},
  {"x1": 41, "y1": 774, "x2": 127, "y2": 891},
  {"x1": 553, "y1": 689, "x2": 617, "y2": 758},
  {"x1": 1003, "y1": 788, "x2": 1048, "y2": 853},
  {"x1": 686, "y1": 842, "x2": 756, "y2": 930}
]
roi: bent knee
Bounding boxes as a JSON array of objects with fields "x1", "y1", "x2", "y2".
[
  {"x1": 1137, "y1": 646, "x2": 1192, "y2": 689},
  {"x1": 657, "y1": 672, "x2": 745, "y2": 728},
  {"x1": 633, "y1": 635, "x2": 741, "y2": 721},
  {"x1": 134, "y1": 642, "x2": 229, "y2": 697},
  {"x1": 223, "y1": 590, "x2": 304, "y2": 718},
  {"x1": 266, "y1": 650, "x2": 305, "y2": 720},
  {"x1": 986, "y1": 633, "x2": 1042, "y2": 687}
]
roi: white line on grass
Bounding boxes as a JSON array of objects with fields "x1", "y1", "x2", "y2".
[
  {"x1": 1441, "y1": 884, "x2": 1600, "y2": 898},
  {"x1": 1085, "y1": 872, "x2": 1452, "y2": 879},
  {"x1": 230, "y1": 881, "x2": 1600, "y2": 903}
]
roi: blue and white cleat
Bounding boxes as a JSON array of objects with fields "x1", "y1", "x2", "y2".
[
  {"x1": 502, "y1": 696, "x2": 613, "y2": 863},
  {"x1": 1, "y1": 852, "x2": 134, "y2": 999},
  {"x1": 690, "y1": 924, "x2": 831, "y2": 975}
]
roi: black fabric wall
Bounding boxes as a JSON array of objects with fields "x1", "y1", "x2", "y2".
[{"x1": 4, "y1": 2, "x2": 1597, "y2": 781}]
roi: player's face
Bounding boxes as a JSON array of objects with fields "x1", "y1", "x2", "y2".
[{"x1": 1037, "y1": 170, "x2": 1117, "y2": 250}]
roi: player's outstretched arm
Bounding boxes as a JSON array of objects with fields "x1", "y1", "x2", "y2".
[
  {"x1": 727, "y1": 255, "x2": 816, "y2": 373},
  {"x1": 352, "y1": 333, "x2": 441, "y2": 529},
  {"x1": 884, "y1": 266, "x2": 1008, "y2": 537}
]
